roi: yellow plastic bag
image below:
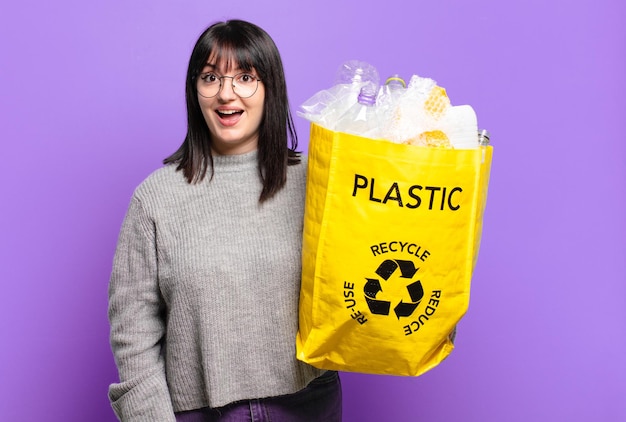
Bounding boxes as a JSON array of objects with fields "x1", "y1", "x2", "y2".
[{"x1": 297, "y1": 123, "x2": 493, "y2": 376}]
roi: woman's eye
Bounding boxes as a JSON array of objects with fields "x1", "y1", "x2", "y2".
[
  {"x1": 201, "y1": 73, "x2": 218, "y2": 83},
  {"x1": 238, "y1": 74, "x2": 254, "y2": 83}
]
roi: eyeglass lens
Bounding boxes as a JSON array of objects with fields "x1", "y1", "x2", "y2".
[{"x1": 197, "y1": 73, "x2": 259, "y2": 98}]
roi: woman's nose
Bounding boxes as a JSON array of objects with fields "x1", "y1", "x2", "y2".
[{"x1": 217, "y1": 77, "x2": 236, "y2": 100}]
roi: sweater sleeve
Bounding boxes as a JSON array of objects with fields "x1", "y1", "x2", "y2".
[{"x1": 107, "y1": 195, "x2": 176, "y2": 421}]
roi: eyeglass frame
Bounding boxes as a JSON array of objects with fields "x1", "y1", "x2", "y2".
[{"x1": 196, "y1": 72, "x2": 262, "y2": 99}]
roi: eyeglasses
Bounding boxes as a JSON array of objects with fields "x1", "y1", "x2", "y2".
[{"x1": 197, "y1": 72, "x2": 262, "y2": 98}]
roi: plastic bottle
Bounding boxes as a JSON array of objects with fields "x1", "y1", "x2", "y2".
[
  {"x1": 334, "y1": 60, "x2": 380, "y2": 87},
  {"x1": 382, "y1": 75, "x2": 406, "y2": 96},
  {"x1": 322, "y1": 61, "x2": 380, "y2": 129},
  {"x1": 378, "y1": 75, "x2": 406, "y2": 110},
  {"x1": 378, "y1": 75, "x2": 407, "y2": 134},
  {"x1": 477, "y1": 129, "x2": 490, "y2": 146},
  {"x1": 299, "y1": 60, "x2": 380, "y2": 130},
  {"x1": 334, "y1": 84, "x2": 381, "y2": 138}
]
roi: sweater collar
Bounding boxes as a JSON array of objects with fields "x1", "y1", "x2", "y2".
[{"x1": 212, "y1": 149, "x2": 258, "y2": 171}]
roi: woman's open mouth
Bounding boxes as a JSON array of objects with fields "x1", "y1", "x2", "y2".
[{"x1": 216, "y1": 109, "x2": 243, "y2": 125}]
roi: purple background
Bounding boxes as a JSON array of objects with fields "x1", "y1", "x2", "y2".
[{"x1": 1, "y1": 0, "x2": 624, "y2": 420}]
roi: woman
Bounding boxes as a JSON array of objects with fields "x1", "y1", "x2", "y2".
[{"x1": 108, "y1": 20, "x2": 342, "y2": 421}]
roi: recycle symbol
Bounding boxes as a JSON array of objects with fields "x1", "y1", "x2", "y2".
[{"x1": 364, "y1": 259, "x2": 424, "y2": 319}]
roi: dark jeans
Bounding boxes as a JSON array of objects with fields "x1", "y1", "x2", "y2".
[{"x1": 175, "y1": 371, "x2": 342, "y2": 422}]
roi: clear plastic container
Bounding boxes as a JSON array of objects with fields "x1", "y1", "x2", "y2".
[
  {"x1": 381, "y1": 75, "x2": 406, "y2": 98},
  {"x1": 378, "y1": 74, "x2": 407, "y2": 133},
  {"x1": 335, "y1": 60, "x2": 380, "y2": 86},
  {"x1": 335, "y1": 84, "x2": 381, "y2": 138},
  {"x1": 298, "y1": 60, "x2": 380, "y2": 130}
]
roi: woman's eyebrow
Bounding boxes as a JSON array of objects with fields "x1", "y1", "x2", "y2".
[{"x1": 202, "y1": 61, "x2": 248, "y2": 74}]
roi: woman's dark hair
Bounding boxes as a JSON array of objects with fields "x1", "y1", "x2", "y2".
[{"x1": 164, "y1": 19, "x2": 300, "y2": 202}]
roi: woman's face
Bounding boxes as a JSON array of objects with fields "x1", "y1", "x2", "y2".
[{"x1": 197, "y1": 59, "x2": 265, "y2": 155}]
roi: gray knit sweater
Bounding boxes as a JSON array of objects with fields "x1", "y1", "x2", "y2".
[{"x1": 108, "y1": 150, "x2": 324, "y2": 421}]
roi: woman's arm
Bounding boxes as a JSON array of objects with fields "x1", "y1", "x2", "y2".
[{"x1": 108, "y1": 196, "x2": 175, "y2": 422}]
